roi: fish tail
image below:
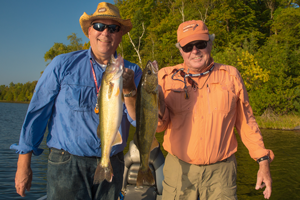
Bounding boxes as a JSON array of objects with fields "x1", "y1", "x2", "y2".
[
  {"x1": 93, "y1": 162, "x2": 114, "y2": 184},
  {"x1": 136, "y1": 168, "x2": 155, "y2": 188}
]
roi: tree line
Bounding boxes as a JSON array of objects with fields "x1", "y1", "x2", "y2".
[{"x1": 1, "y1": 0, "x2": 299, "y2": 116}]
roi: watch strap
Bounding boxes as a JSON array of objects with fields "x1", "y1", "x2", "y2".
[
  {"x1": 124, "y1": 89, "x2": 136, "y2": 97},
  {"x1": 257, "y1": 155, "x2": 269, "y2": 163}
]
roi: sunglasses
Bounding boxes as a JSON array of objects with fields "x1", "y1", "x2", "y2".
[
  {"x1": 180, "y1": 41, "x2": 208, "y2": 53},
  {"x1": 92, "y1": 23, "x2": 121, "y2": 33}
]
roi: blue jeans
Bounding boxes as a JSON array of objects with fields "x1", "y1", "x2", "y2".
[{"x1": 47, "y1": 148, "x2": 124, "y2": 200}]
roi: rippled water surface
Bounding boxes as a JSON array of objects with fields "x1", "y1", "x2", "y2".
[
  {"x1": 1, "y1": 102, "x2": 300, "y2": 199},
  {"x1": 0, "y1": 102, "x2": 48, "y2": 199}
]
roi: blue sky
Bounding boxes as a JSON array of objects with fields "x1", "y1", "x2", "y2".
[{"x1": 0, "y1": 0, "x2": 115, "y2": 86}]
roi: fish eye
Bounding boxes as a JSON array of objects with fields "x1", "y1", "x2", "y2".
[{"x1": 147, "y1": 70, "x2": 152, "y2": 75}]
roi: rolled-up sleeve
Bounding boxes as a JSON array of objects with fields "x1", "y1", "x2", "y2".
[
  {"x1": 10, "y1": 56, "x2": 62, "y2": 155},
  {"x1": 235, "y1": 76, "x2": 274, "y2": 162}
]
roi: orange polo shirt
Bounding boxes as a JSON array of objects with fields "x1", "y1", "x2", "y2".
[{"x1": 157, "y1": 61, "x2": 274, "y2": 165}]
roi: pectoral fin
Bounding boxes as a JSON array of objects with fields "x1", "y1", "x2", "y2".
[
  {"x1": 150, "y1": 136, "x2": 159, "y2": 152},
  {"x1": 112, "y1": 131, "x2": 123, "y2": 146},
  {"x1": 115, "y1": 88, "x2": 120, "y2": 96},
  {"x1": 108, "y1": 82, "x2": 114, "y2": 99}
]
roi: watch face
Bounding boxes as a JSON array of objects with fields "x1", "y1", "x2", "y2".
[
  {"x1": 131, "y1": 90, "x2": 136, "y2": 96},
  {"x1": 125, "y1": 89, "x2": 136, "y2": 97}
]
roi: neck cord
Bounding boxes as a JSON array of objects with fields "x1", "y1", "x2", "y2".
[
  {"x1": 90, "y1": 58, "x2": 101, "y2": 113},
  {"x1": 171, "y1": 64, "x2": 215, "y2": 99}
]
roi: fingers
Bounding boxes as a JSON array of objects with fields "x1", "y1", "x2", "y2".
[
  {"x1": 15, "y1": 164, "x2": 32, "y2": 197},
  {"x1": 26, "y1": 181, "x2": 31, "y2": 192},
  {"x1": 256, "y1": 162, "x2": 272, "y2": 199},
  {"x1": 123, "y1": 68, "x2": 134, "y2": 79},
  {"x1": 123, "y1": 68, "x2": 135, "y2": 90},
  {"x1": 263, "y1": 186, "x2": 272, "y2": 199},
  {"x1": 255, "y1": 176, "x2": 263, "y2": 190},
  {"x1": 158, "y1": 85, "x2": 165, "y2": 117},
  {"x1": 15, "y1": 184, "x2": 26, "y2": 197}
]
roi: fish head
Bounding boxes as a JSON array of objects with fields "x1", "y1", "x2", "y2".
[
  {"x1": 104, "y1": 54, "x2": 124, "y2": 82},
  {"x1": 141, "y1": 60, "x2": 159, "y2": 93}
]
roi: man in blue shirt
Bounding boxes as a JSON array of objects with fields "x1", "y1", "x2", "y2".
[{"x1": 11, "y1": 2, "x2": 142, "y2": 200}]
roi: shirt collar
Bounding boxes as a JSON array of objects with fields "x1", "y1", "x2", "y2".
[
  {"x1": 88, "y1": 47, "x2": 118, "y2": 65},
  {"x1": 167, "y1": 57, "x2": 215, "y2": 76}
]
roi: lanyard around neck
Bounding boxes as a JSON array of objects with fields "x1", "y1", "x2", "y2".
[{"x1": 90, "y1": 59, "x2": 101, "y2": 95}]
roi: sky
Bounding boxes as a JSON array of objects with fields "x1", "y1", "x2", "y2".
[{"x1": 0, "y1": 0, "x2": 115, "y2": 86}]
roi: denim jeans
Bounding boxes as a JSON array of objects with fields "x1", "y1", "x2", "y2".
[{"x1": 47, "y1": 148, "x2": 124, "y2": 200}]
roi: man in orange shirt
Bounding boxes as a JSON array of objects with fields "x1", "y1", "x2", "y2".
[{"x1": 157, "y1": 20, "x2": 274, "y2": 199}]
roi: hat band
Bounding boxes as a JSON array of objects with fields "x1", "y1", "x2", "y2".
[{"x1": 94, "y1": 14, "x2": 119, "y2": 18}]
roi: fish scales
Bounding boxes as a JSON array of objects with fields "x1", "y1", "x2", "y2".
[
  {"x1": 135, "y1": 60, "x2": 159, "y2": 188},
  {"x1": 94, "y1": 54, "x2": 124, "y2": 184}
]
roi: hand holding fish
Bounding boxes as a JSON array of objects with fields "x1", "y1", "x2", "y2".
[
  {"x1": 158, "y1": 85, "x2": 165, "y2": 118},
  {"x1": 123, "y1": 68, "x2": 137, "y2": 121},
  {"x1": 122, "y1": 68, "x2": 136, "y2": 93}
]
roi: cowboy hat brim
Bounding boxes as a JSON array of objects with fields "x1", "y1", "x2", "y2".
[{"x1": 79, "y1": 12, "x2": 132, "y2": 38}]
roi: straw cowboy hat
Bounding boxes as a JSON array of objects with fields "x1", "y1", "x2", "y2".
[{"x1": 79, "y1": 2, "x2": 132, "y2": 38}]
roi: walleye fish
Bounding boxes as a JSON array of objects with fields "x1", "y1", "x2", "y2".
[
  {"x1": 94, "y1": 54, "x2": 124, "y2": 184},
  {"x1": 134, "y1": 60, "x2": 159, "y2": 188}
]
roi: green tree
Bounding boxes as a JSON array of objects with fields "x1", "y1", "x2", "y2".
[{"x1": 44, "y1": 33, "x2": 86, "y2": 62}]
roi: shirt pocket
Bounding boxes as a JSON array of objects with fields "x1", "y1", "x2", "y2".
[
  {"x1": 164, "y1": 82, "x2": 193, "y2": 114},
  {"x1": 64, "y1": 84, "x2": 95, "y2": 112},
  {"x1": 207, "y1": 82, "x2": 237, "y2": 114}
]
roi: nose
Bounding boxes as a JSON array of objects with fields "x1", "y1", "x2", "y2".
[
  {"x1": 191, "y1": 45, "x2": 200, "y2": 53},
  {"x1": 101, "y1": 27, "x2": 110, "y2": 36}
]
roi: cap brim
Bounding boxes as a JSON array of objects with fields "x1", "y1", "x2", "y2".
[
  {"x1": 179, "y1": 34, "x2": 209, "y2": 47},
  {"x1": 79, "y1": 12, "x2": 132, "y2": 38}
]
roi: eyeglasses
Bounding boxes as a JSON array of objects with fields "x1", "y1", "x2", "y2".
[
  {"x1": 92, "y1": 23, "x2": 121, "y2": 33},
  {"x1": 180, "y1": 41, "x2": 208, "y2": 53}
]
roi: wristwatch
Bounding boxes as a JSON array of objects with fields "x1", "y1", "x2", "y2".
[
  {"x1": 257, "y1": 155, "x2": 269, "y2": 163},
  {"x1": 124, "y1": 89, "x2": 137, "y2": 97}
]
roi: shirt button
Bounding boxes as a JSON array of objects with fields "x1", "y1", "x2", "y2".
[
  {"x1": 201, "y1": 116, "x2": 203, "y2": 119},
  {"x1": 62, "y1": 152, "x2": 65, "y2": 155},
  {"x1": 200, "y1": 137, "x2": 202, "y2": 140},
  {"x1": 200, "y1": 95, "x2": 203, "y2": 98}
]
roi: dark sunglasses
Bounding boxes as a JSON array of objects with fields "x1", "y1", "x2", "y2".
[
  {"x1": 180, "y1": 41, "x2": 208, "y2": 53},
  {"x1": 92, "y1": 23, "x2": 121, "y2": 33}
]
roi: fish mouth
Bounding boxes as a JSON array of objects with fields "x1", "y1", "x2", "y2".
[
  {"x1": 108, "y1": 54, "x2": 124, "y2": 80},
  {"x1": 150, "y1": 60, "x2": 159, "y2": 74}
]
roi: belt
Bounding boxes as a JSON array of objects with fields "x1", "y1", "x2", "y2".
[{"x1": 49, "y1": 148, "x2": 122, "y2": 159}]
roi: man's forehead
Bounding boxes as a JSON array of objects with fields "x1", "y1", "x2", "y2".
[{"x1": 92, "y1": 19, "x2": 121, "y2": 26}]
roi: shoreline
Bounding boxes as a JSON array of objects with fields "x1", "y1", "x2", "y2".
[
  {"x1": 0, "y1": 100, "x2": 30, "y2": 104},
  {"x1": 1, "y1": 101, "x2": 299, "y2": 131}
]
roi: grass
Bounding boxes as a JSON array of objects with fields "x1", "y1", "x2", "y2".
[{"x1": 255, "y1": 113, "x2": 300, "y2": 130}]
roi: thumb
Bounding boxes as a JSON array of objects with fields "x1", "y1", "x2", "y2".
[{"x1": 255, "y1": 177, "x2": 263, "y2": 190}]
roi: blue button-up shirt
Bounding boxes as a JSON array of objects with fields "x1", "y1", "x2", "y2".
[{"x1": 10, "y1": 48, "x2": 142, "y2": 157}]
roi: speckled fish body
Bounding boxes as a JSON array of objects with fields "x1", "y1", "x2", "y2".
[
  {"x1": 94, "y1": 54, "x2": 124, "y2": 184},
  {"x1": 135, "y1": 60, "x2": 159, "y2": 187}
]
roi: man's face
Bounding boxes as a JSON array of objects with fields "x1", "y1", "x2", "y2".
[
  {"x1": 180, "y1": 40, "x2": 212, "y2": 72},
  {"x1": 88, "y1": 19, "x2": 123, "y2": 61}
]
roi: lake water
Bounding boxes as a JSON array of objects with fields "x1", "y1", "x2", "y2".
[{"x1": 0, "y1": 102, "x2": 300, "y2": 199}]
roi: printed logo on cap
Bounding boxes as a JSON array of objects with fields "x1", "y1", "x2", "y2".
[{"x1": 183, "y1": 23, "x2": 199, "y2": 32}]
